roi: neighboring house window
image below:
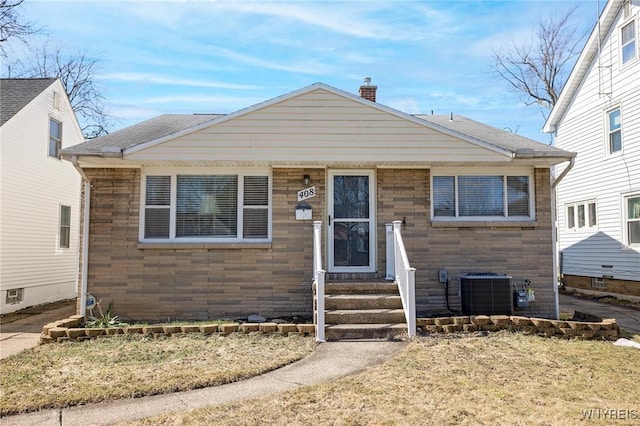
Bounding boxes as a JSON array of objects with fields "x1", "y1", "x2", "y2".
[
  {"x1": 432, "y1": 174, "x2": 532, "y2": 219},
  {"x1": 591, "y1": 277, "x2": 607, "y2": 289},
  {"x1": 566, "y1": 201, "x2": 597, "y2": 230},
  {"x1": 49, "y1": 118, "x2": 62, "y2": 158},
  {"x1": 142, "y1": 173, "x2": 270, "y2": 242},
  {"x1": 621, "y1": 20, "x2": 636, "y2": 64},
  {"x1": 59, "y1": 205, "x2": 71, "y2": 248},
  {"x1": 626, "y1": 195, "x2": 640, "y2": 245},
  {"x1": 607, "y1": 108, "x2": 622, "y2": 153}
]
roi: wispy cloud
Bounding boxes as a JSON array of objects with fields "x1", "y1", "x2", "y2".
[{"x1": 101, "y1": 72, "x2": 261, "y2": 90}]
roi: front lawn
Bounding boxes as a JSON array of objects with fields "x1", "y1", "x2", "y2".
[
  {"x1": 0, "y1": 333, "x2": 315, "y2": 415},
  {"x1": 131, "y1": 332, "x2": 640, "y2": 425}
]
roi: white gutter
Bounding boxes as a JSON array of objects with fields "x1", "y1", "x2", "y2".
[
  {"x1": 550, "y1": 157, "x2": 576, "y2": 319},
  {"x1": 71, "y1": 156, "x2": 91, "y2": 317}
]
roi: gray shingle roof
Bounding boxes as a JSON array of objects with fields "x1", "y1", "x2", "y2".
[
  {"x1": 415, "y1": 114, "x2": 574, "y2": 158},
  {"x1": 0, "y1": 78, "x2": 57, "y2": 127},
  {"x1": 62, "y1": 114, "x2": 223, "y2": 156}
]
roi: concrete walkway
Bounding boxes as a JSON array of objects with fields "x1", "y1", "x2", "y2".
[
  {"x1": 0, "y1": 300, "x2": 76, "y2": 360},
  {"x1": 559, "y1": 292, "x2": 640, "y2": 334},
  {"x1": 1, "y1": 340, "x2": 406, "y2": 426}
]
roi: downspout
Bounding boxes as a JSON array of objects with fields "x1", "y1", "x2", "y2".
[
  {"x1": 550, "y1": 157, "x2": 576, "y2": 319},
  {"x1": 71, "y1": 156, "x2": 91, "y2": 317}
]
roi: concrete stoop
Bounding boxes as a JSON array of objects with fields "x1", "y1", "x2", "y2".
[{"x1": 319, "y1": 281, "x2": 408, "y2": 341}]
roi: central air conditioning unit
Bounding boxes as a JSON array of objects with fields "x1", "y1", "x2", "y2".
[{"x1": 460, "y1": 273, "x2": 512, "y2": 315}]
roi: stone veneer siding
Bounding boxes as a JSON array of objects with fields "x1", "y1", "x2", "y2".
[{"x1": 80, "y1": 167, "x2": 556, "y2": 321}]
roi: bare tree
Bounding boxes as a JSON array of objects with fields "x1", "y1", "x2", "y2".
[
  {"x1": 0, "y1": 0, "x2": 38, "y2": 56},
  {"x1": 491, "y1": 8, "x2": 586, "y2": 115},
  {"x1": 20, "y1": 42, "x2": 111, "y2": 138}
]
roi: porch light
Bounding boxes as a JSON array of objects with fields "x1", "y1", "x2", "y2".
[{"x1": 303, "y1": 174, "x2": 311, "y2": 185}]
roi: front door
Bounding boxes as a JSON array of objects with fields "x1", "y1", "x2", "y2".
[{"x1": 328, "y1": 170, "x2": 376, "y2": 273}]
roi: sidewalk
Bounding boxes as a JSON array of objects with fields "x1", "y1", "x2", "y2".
[
  {"x1": 1, "y1": 340, "x2": 406, "y2": 426},
  {"x1": 559, "y1": 292, "x2": 640, "y2": 334}
]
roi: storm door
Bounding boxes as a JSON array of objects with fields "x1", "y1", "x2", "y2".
[{"x1": 328, "y1": 170, "x2": 376, "y2": 272}]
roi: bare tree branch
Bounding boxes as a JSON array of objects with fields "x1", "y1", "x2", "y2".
[
  {"x1": 0, "y1": 0, "x2": 39, "y2": 56},
  {"x1": 491, "y1": 7, "x2": 585, "y2": 118},
  {"x1": 20, "y1": 41, "x2": 112, "y2": 138}
]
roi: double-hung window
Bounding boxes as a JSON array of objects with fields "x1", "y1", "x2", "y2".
[
  {"x1": 142, "y1": 171, "x2": 270, "y2": 242},
  {"x1": 621, "y1": 20, "x2": 636, "y2": 64},
  {"x1": 49, "y1": 118, "x2": 62, "y2": 159},
  {"x1": 59, "y1": 205, "x2": 71, "y2": 248},
  {"x1": 626, "y1": 194, "x2": 640, "y2": 246},
  {"x1": 607, "y1": 108, "x2": 622, "y2": 153},
  {"x1": 432, "y1": 172, "x2": 533, "y2": 220}
]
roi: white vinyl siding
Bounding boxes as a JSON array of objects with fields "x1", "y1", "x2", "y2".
[
  {"x1": 0, "y1": 80, "x2": 82, "y2": 314},
  {"x1": 141, "y1": 170, "x2": 270, "y2": 242},
  {"x1": 553, "y1": 1, "x2": 640, "y2": 282},
  {"x1": 125, "y1": 89, "x2": 511, "y2": 165},
  {"x1": 432, "y1": 170, "x2": 533, "y2": 221}
]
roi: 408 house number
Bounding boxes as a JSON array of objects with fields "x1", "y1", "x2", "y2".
[{"x1": 297, "y1": 186, "x2": 316, "y2": 202}]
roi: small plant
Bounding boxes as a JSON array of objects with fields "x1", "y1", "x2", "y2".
[{"x1": 86, "y1": 300, "x2": 126, "y2": 328}]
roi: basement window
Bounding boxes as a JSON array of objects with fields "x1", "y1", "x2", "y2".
[
  {"x1": 6, "y1": 288, "x2": 24, "y2": 304},
  {"x1": 591, "y1": 278, "x2": 607, "y2": 289}
]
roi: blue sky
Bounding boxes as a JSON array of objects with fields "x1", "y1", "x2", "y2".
[{"x1": 10, "y1": 0, "x2": 604, "y2": 142}]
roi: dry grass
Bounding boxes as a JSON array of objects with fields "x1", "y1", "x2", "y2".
[
  {"x1": 132, "y1": 332, "x2": 640, "y2": 426},
  {"x1": 0, "y1": 333, "x2": 315, "y2": 415}
]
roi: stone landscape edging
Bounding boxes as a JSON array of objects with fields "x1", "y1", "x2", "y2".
[{"x1": 39, "y1": 314, "x2": 619, "y2": 344}]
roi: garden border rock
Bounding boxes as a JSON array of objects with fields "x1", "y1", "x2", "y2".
[{"x1": 40, "y1": 314, "x2": 619, "y2": 345}]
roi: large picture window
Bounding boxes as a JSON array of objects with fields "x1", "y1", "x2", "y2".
[
  {"x1": 433, "y1": 173, "x2": 532, "y2": 220},
  {"x1": 142, "y1": 172, "x2": 270, "y2": 242}
]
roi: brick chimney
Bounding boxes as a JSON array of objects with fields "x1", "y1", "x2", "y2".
[{"x1": 359, "y1": 77, "x2": 377, "y2": 102}]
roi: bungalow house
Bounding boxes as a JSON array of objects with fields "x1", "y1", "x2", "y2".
[
  {"x1": 62, "y1": 81, "x2": 575, "y2": 338},
  {"x1": 0, "y1": 78, "x2": 84, "y2": 314},
  {"x1": 543, "y1": 0, "x2": 640, "y2": 298}
]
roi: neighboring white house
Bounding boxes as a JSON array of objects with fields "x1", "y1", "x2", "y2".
[
  {"x1": 0, "y1": 78, "x2": 84, "y2": 313},
  {"x1": 544, "y1": 0, "x2": 640, "y2": 297}
]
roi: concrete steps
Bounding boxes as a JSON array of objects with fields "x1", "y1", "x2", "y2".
[{"x1": 318, "y1": 281, "x2": 408, "y2": 341}]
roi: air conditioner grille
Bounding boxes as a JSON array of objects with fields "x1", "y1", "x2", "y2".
[{"x1": 460, "y1": 273, "x2": 512, "y2": 315}]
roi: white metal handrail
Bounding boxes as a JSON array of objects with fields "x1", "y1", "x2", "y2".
[
  {"x1": 392, "y1": 220, "x2": 416, "y2": 337},
  {"x1": 312, "y1": 221, "x2": 325, "y2": 342}
]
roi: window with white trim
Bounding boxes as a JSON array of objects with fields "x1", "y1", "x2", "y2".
[
  {"x1": 625, "y1": 194, "x2": 640, "y2": 245},
  {"x1": 142, "y1": 172, "x2": 270, "y2": 242},
  {"x1": 49, "y1": 118, "x2": 62, "y2": 158},
  {"x1": 432, "y1": 173, "x2": 533, "y2": 219},
  {"x1": 607, "y1": 108, "x2": 622, "y2": 154},
  {"x1": 59, "y1": 205, "x2": 71, "y2": 248},
  {"x1": 621, "y1": 19, "x2": 636, "y2": 64},
  {"x1": 566, "y1": 201, "x2": 597, "y2": 230}
]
